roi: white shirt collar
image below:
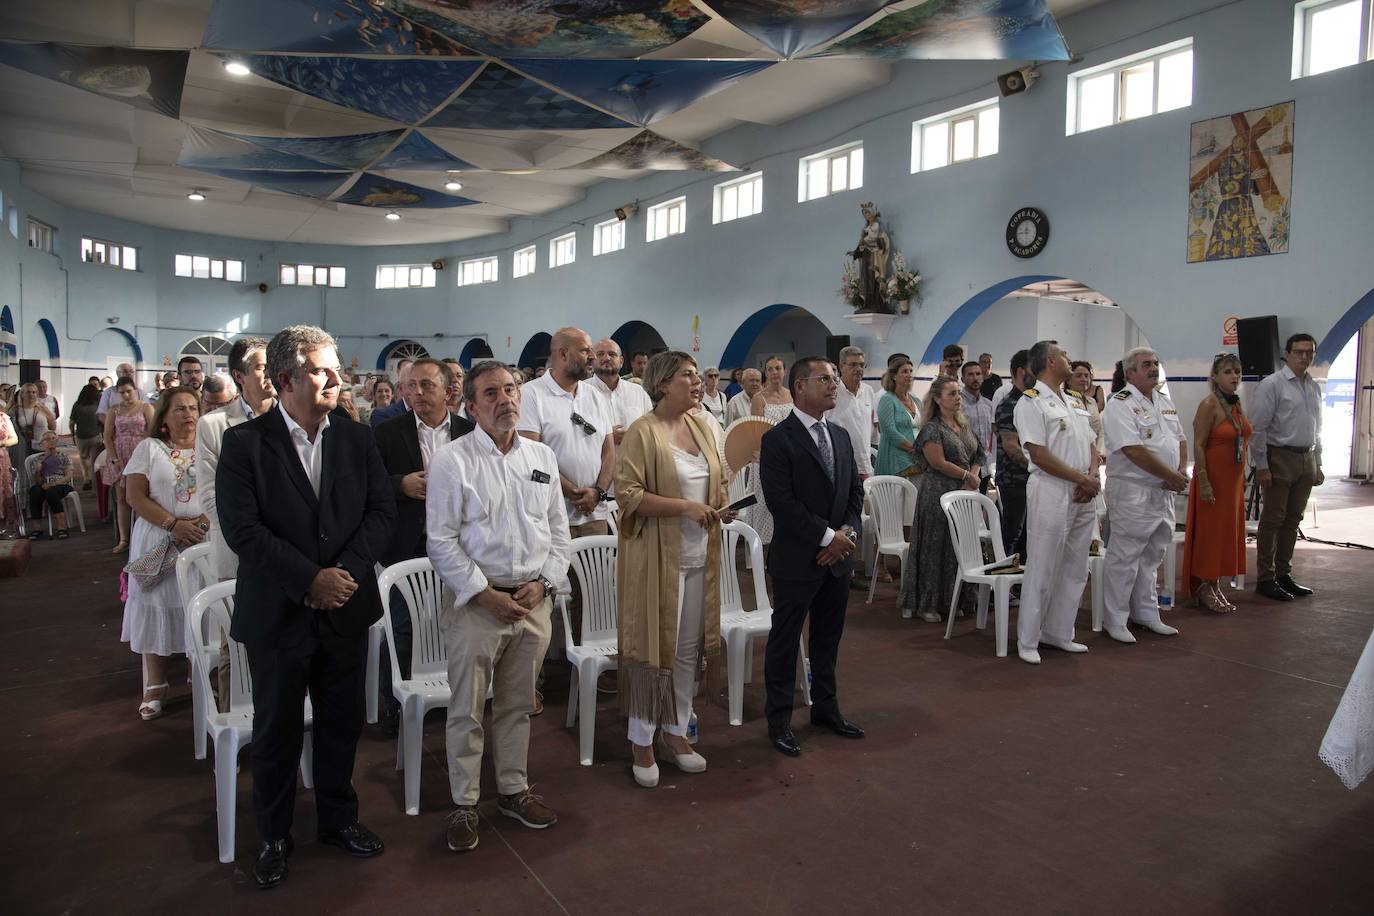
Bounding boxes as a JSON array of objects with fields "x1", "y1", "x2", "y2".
[
  {"x1": 279, "y1": 401, "x2": 329, "y2": 440},
  {"x1": 415, "y1": 409, "x2": 451, "y2": 433},
  {"x1": 792, "y1": 405, "x2": 826, "y2": 427},
  {"x1": 471, "y1": 422, "x2": 521, "y2": 455},
  {"x1": 1281, "y1": 364, "x2": 1307, "y2": 383}
]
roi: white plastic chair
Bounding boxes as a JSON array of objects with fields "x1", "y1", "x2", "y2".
[
  {"x1": 6, "y1": 464, "x2": 23, "y2": 537},
  {"x1": 940, "y1": 491, "x2": 1023, "y2": 658},
  {"x1": 24, "y1": 453, "x2": 85, "y2": 534},
  {"x1": 562, "y1": 535, "x2": 619, "y2": 766},
  {"x1": 864, "y1": 475, "x2": 918, "y2": 608},
  {"x1": 718, "y1": 520, "x2": 812, "y2": 726},
  {"x1": 375, "y1": 557, "x2": 452, "y2": 815},
  {"x1": 1160, "y1": 492, "x2": 1189, "y2": 605},
  {"x1": 189, "y1": 580, "x2": 313, "y2": 864},
  {"x1": 176, "y1": 542, "x2": 219, "y2": 759},
  {"x1": 364, "y1": 563, "x2": 386, "y2": 725}
]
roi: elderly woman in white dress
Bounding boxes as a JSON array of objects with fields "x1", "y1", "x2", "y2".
[{"x1": 120, "y1": 389, "x2": 209, "y2": 720}]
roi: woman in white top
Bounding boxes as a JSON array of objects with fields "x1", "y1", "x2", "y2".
[
  {"x1": 748, "y1": 356, "x2": 792, "y2": 545},
  {"x1": 120, "y1": 389, "x2": 210, "y2": 720},
  {"x1": 700, "y1": 366, "x2": 728, "y2": 424},
  {"x1": 9, "y1": 382, "x2": 55, "y2": 494},
  {"x1": 614, "y1": 351, "x2": 735, "y2": 788}
]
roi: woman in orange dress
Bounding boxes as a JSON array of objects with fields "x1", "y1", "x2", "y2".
[{"x1": 1181, "y1": 353, "x2": 1252, "y2": 611}]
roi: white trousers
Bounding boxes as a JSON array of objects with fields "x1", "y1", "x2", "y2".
[
  {"x1": 1018, "y1": 474, "x2": 1095, "y2": 648},
  {"x1": 1103, "y1": 479, "x2": 1174, "y2": 630},
  {"x1": 628, "y1": 567, "x2": 705, "y2": 746}
]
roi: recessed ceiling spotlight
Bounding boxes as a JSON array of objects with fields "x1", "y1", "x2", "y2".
[
  {"x1": 444, "y1": 179, "x2": 463, "y2": 191},
  {"x1": 223, "y1": 60, "x2": 251, "y2": 77},
  {"x1": 187, "y1": 189, "x2": 206, "y2": 201},
  {"x1": 385, "y1": 210, "x2": 401, "y2": 221}
]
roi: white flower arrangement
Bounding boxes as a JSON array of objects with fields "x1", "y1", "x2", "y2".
[{"x1": 885, "y1": 251, "x2": 921, "y2": 303}]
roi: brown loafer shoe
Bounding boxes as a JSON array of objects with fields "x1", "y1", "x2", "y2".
[
  {"x1": 498, "y1": 787, "x2": 557, "y2": 829},
  {"x1": 445, "y1": 806, "x2": 478, "y2": 852}
]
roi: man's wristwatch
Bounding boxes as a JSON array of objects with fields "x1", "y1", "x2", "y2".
[
  {"x1": 594, "y1": 485, "x2": 612, "y2": 502},
  {"x1": 537, "y1": 575, "x2": 555, "y2": 598}
]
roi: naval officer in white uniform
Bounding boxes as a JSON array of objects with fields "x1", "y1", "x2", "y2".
[
  {"x1": 1012, "y1": 340, "x2": 1101, "y2": 665},
  {"x1": 1101, "y1": 347, "x2": 1189, "y2": 643}
]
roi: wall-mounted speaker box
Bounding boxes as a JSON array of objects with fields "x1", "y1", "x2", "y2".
[
  {"x1": 18, "y1": 358, "x2": 39, "y2": 384},
  {"x1": 825, "y1": 334, "x2": 851, "y2": 365},
  {"x1": 1235, "y1": 316, "x2": 1280, "y2": 377}
]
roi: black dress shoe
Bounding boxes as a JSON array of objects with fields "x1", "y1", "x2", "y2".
[
  {"x1": 319, "y1": 822, "x2": 385, "y2": 858},
  {"x1": 812, "y1": 714, "x2": 865, "y2": 739},
  {"x1": 253, "y1": 837, "x2": 293, "y2": 889},
  {"x1": 1257, "y1": 580, "x2": 1295, "y2": 602},
  {"x1": 769, "y1": 727, "x2": 802, "y2": 757},
  {"x1": 1276, "y1": 575, "x2": 1314, "y2": 597}
]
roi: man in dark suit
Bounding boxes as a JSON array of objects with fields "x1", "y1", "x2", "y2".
[
  {"x1": 218, "y1": 326, "x2": 397, "y2": 889},
  {"x1": 369, "y1": 358, "x2": 414, "y2": 427},
  {"x1": 759, "y1": 356, "x2": 866, "y2": 757},
  {"x1": 373, "y1": 357, "x2": 474, "y2": 734}
]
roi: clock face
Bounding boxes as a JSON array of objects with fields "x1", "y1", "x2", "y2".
[{"x1": 1006, "y1": 207, "x2": 1049, "y2": 258}]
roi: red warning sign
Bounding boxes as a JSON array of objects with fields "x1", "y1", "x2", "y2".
[{"x1": 1222, "y1": 315, "x2": 1239, "y2": 347}]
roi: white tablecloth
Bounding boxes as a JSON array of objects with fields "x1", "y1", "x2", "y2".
[{"x1": 1319, "y1": 624, "x2": 1374, "y2": 789}]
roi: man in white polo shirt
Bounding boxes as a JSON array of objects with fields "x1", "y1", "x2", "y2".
[{"x1": 588, "y1": 338, "x2": 652, "y2": 446}]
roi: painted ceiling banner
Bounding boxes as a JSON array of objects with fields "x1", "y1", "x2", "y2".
[
  {"x1": 388, "y1": 0, "x2": 711, "y2": 58},
  {"x1": 334, "y1": 173, "x2": 478, "y2": 208},
  {"x1": 188, "y1": 168, "x2": 354, "y2": 200},
  {"x1": 202, "y1": 0, "x2": 469, "y2": 55},
  {"x1": 244, "y1": 130, "x2": 406, "y2": 171},
  {"x1": 0, "y1": 41, "x2": 188, "y2": 118},
  {"x1": 234, "y1": 54, "x2": 483, "y2": 125},
  {"x1": 707, "y1": 1, "x2": 894, "y2": 58},
  {"x1": 814, "y1": 0, "x2": 1070, "y2": 60},
  {"x1": 507, "y1": 59, "x2": 774, "y2": 127},
  {"x1": 570, "y1": 130, "x2": 739, "y2": 172},
  {"x1": 421, "y1": 63, "x2": 634, "y2": 131},
  {"x1": 178, "y1": 125, "x2": 352, "y2": 171},
  {"x1": 372, "y1": 130, "x2": 477, "y2": 171}
]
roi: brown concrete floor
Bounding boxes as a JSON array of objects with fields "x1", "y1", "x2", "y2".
[{"x1": 3, "y1": 482, "x2": 1373, "y2": 915}]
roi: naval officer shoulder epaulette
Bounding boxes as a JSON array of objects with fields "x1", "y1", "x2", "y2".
[
  {"x1": 1112, "y1": 390, "x2": 1131, "y2": 401},
  {"x1": 1022, "y1": 387, "x2": 1039, "y2": 398}
]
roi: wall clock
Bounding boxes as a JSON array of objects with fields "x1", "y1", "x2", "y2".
[{"x1": 1006, "y1": 207, "x2": 1049, "y2": 258}]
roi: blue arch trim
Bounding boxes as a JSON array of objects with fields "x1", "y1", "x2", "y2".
[
  {"x1": 36, "y1": 318, "x2": 59, "y2": 359},
  {"x1": 1317, "y1": 286, "x2": 1374, "y2": 364},
  {"x1": 375, "y1": 339, "x2": 417, "y2": 371},
  {"x1": 107, "y1": 327, "x2": 144, "y2": 365},
  {"x1": 609, "y1": 320, "x2": 666, "y2": 353},
  {"x1": 719, "y1": 304, "x2": 805, "y2": 369},
  {"x1": 920, "y1": 276, "x2": 1060, "y2": 366},
  {"x1": 518, "y1": 332, "x2": 552, "y2": 368},
  {"x1": 458, "y1": 337, "x2": 493, "y2": 368},
  {"x1": 0, "y1": 304, "x2": 13, "y2": 333}
]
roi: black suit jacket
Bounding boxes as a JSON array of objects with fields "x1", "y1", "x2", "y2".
[
  {"x1": 759, "y1": 411, "x2": 864, "y2": 582},
  {"x1": 218, "y1": 406, "x2": 397, "y2": 643},
  {"x1": 374, "y1": 408, "x2": 474, "y2": 566}
]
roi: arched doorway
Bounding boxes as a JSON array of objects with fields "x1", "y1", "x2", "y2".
[
  {"x1": 36, "y1": 318, "x2": 60, "y2": 359},
  {"x1": 609, "y1": 320, "x2": 667, "y2": 360},
  {"x1": 1315, "y1": 285, "x2": 1374, "y2": 479},
  {"x1": 518, "y1": 332, "x2": 551, "y2": 371},
  {"x1": 0, "y1": 305, "x2": 15, "y2": 373},
  {"x1": 718, "y1": 304, "x2": 832, "y2": 374},
  {"x1": 179, "y1": 335, "x2": 232, "y2": 375},
  {"x1": 375, "y1": 338, "x2": 431, "y2": 375},
  {"x1": 459, "y1": 337, "x2": 494, "y2": 368}
]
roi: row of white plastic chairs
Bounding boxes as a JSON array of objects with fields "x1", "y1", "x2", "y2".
[{"x1": 174, "y1": 519, "x2": 808, "y2": 861}]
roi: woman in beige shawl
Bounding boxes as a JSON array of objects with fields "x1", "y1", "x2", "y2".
[{"x1": 615, "y1": 351, "x2": 734, "y2": 788}]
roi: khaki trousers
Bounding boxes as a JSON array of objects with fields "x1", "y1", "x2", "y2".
[
  {"x1": 442, "y1": 596, "x2": 552, "y2": 806},
  {"x1": 1256, "y1": 447, "x2": 1317, "y2": 582}
]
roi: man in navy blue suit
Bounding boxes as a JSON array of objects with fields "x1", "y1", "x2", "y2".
[{"x1": 758, "y1": 356, "x2": 866, "y2": 757}]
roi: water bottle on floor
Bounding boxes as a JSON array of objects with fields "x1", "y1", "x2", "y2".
[{"x1": 687, "y1": 711, "x2": 698, "y2": 745}]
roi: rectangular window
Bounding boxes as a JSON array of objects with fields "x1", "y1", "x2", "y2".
[
  {"x1": 1294, "y1": 0, "x2": 1372, "y2": 77},
  {"x1": 375, "y1": 263, "x2": 435, "y2": 289},
  {"x1": 26, "y1": 219, "x2": 54, "y2": 253},
  {"x1": 174, "y1": 252, "x2": 243, "y2": 282},
  {"x1": 593, "y1": 218, "x2": 625, "y2": 255},
  {"x1": 513, "y1": 245, "x2": 536, "y2": 278},
  {"x1": 279, "y1": 263, "x2": 346, "y2": 287},
  {"x1": 457, "y1": 255, "x2": 498, "y2": 286},
  {"x1": 797, "y1": 143, "x2": 863, "y2": 202},
  {"x1": 549, "y1": 232, "x2": 576, "y2": 268},
  {"x1": 1067, "y1": 39, "x2": 1193, "y2": 135},
  {"x1": 713, "y1": 172, "x2": 763, "y2": 224},
  {"x1": 912, "y1": 99, "x2": 999, "y2": 173},
  {"x1": 646, "y1": 196, "x2": 686, "y2": 242},
  {"x1": 80, "y1": 236, "x2": 138, "y2": 271}
]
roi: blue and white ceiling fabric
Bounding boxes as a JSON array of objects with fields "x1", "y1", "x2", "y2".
[{"x1": 0, "y1": 1, "x2": 1069, "y2": 212}]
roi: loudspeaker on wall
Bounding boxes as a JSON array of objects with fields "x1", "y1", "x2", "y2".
[{"x1": 1235, "y1": 315, "x2": 1280, "y2": 377}]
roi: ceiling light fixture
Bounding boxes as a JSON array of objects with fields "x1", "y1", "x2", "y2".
[
  {"x1": 444, "y1": 179, "x2": 463, "y2": 191},
  {"x1": 187, "y1": 189, "x2": 206, "y2": 201},
  {"x1": 223, "y1": 60, "x2": 251, "y2": 77},
  {"x1": 385, "y1": 210, "x2": 401, "y2": 221}
]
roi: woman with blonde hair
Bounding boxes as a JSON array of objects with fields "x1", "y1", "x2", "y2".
[
  {"x1": 898, "y1": 376, "x2": 985, "y2": 622},
  {"x1": 614, "y1": 350, "x2": 734, "y2": 788},
  {"x1": 876, "y1": 356, "x2": 920, "y2": 477},
  {"x1": 1181, "y1": 352, "x2": 1252, "y2": 612},
  {"x1": 10, "y1": 382, "x2": 55, "y2": 495}
]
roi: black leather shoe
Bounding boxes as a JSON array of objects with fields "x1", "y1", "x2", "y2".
[
  {"x1": 812, "y1": 714, "x2": 865, "y2": 739},
  {"x1": 769, "y1": 727, "x2": 802, "y2": 757},
  {"x1": 253, "y1": 837, "x2": 293, "y2": 889},
  {"x1": 1277, "y1": 575, "x2": 1313, "y2": 597},
  {"x1": 319, "y1": 822, "x2": 385, "y2": 858},
  {"x1": 1257, "y1": 580, "x2": 1295, "y2": 602}
]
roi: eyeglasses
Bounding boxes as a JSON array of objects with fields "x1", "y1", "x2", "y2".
[
  {"x1": 799, "y1": 375, "x2": 839, "y2": 387},
  {"x1": 570, "y1": 412, "x2": 598, "y2": 435}
]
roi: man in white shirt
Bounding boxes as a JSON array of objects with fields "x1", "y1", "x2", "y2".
[
  {"x1": 827, "y1": 346, "x2": 876, "y2": 479},
  {"x1": 1248, "y1": 332, "x2": 1323, "y2": 601},
  {"x1": 35, "y1": 379, "x2": 59, "y2": 423},
  {"x1": 959, "y1": 361, "x2": 995, "y2": 465},
  {"x1": 1100, "y1": 347, "x2": 1188, "y2": 644},
  {"x1": 725, "y1": 368, "x2": 763, "y2": 426},
  {"x1": 427, "y1": 360, "x2": 568, "y2": 853},
  {"x1": 97, "y1": 362, "x2": 142, "y2": 423},
  {"x1": 588, "y1": 338, "x2": 653, "y2": 445},
  {"x1": 201, "y1": 373, "x2": 238, "y2": 413},
  {"x1": 1012, "y1": 340, "x2": 1101, "y2": 664}
]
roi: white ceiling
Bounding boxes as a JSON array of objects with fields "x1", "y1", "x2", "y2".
[{"x1": 0, "y1": 1, "x2": 1104, "y2": 247}]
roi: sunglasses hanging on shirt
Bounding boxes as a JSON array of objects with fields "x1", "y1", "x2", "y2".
[{"x1": 570, "y1": 412, "x2": 597, "y2": 436}]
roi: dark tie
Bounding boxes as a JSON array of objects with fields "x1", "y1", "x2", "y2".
[{"x1": 812, "y1": 420, "x2": 835, "y2": 483}]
